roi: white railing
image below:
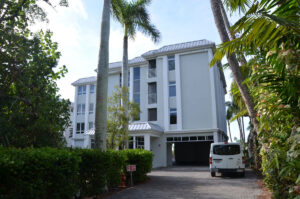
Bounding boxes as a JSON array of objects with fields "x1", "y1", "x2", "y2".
[
  {"x1": 148, "y1": 93, "x2": 157, "y2": 104},
  {"x1": 148, "y1": 68, "x2": 156, "y2": 78}
]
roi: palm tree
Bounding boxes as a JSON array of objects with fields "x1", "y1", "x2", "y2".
[
  {"x1": 210, "y1": 0, "x2": 259, "y2": 134},
  {"x1": 111, "y1": 0, "x2": 160, "y2": 114},
  {"x1": 94, "y1": 0, "x2": 111, "y2": 150},
  {"x1": 225, "y1": 102, "x2": 233, "y2": 142}
]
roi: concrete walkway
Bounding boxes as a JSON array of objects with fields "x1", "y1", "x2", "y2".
[{"x1": 106, "y1": 166, "x2": 261, "y2": 199}]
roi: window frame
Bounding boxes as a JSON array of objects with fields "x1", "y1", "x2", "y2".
[
  {"x1": 170, "y1": 108, "x2": 177, "y2": 124},
  {"x1": 168, "y1": 55, "x2": 175, "y2": 71},
  {"x1": 148, "y1": 108, "x2": 157, "y2": 121},
  {"x1": 168, "y1": 81, "x2": 176, "y2": 97},
  {"x1": 89, "y1": 103, "x2": 94, "y2": 114},
  {"x1": 76, "y1": 122, "x2": 85, "y2": 134},
  {"x1": 90, "y1": 85, "x2": 95, "y2": 94}
]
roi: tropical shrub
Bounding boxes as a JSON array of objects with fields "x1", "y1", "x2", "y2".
[
  {"x1": 0, "y1": 147, "x2": 80, "y2": 199},
  {"x1": 122, "y1": 149, "x2": 153, "y2": 183}
]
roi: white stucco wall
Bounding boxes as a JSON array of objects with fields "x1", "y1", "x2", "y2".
[{"x1": 180, "y1": 52, "x2": 213, "y2": 130}]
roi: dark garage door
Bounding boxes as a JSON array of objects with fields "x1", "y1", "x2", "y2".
[{"x1": 175, "y1": 141, "x2": 213, "y2": 165}]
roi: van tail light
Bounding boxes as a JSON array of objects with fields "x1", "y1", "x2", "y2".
[
  {"x1": 242, "y1": 156, "x2": 246, "y2": 164},
  {"x1": 209, "y1": 157, "x2": 212, "y2": 164}
]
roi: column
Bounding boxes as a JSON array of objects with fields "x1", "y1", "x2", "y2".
[
  {"x1": 144, "y1": 134, "x2": 150, "y2": 150},
  {"x1": 175, "y1": 54, "x2": 182, "y2": 130},
  {"x1": 133, "y1": 136, "x2": 136, "y2": 149},
  {"x1": 129, "y1": 67, "x2": 134, "y2": 101},
  {"x1": 84, "y1": 85, "x2": 90, "y2": 133},
  {"x1": 72, "y1": 86, "x2": 78, "y2": 146},
  {"x1": 213, "y1": 131, "x2": 219, "y2": 143},
  {"x1": 162, "y1": 56, "x2": 169, "y2": 131},
  {"x1": 208, "y1": 49, "x2": 218, "y2": 129}
]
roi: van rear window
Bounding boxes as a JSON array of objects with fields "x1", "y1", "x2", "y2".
[{"x1": 213, "y1": 145, "x2": 240, "y2": 155}]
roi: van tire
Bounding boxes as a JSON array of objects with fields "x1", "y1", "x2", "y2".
[
  {"x1": 211, "y1": 172, "x2": 216, "y2": 177},
  {"x1": 239, "y1": 171, "x2": 245, "y2": 177}
]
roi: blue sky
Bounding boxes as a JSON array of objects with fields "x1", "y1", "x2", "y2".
[{"x1": 34, "y1": 0, "x2": 248, "y2": 141}]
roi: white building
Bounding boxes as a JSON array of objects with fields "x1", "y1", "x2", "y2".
[{"x1": 71, "y1": 40, "x2": 227, "y2": 168}]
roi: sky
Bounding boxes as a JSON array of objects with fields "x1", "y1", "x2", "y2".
[{"x1": 33, "y1": 0, "x2": 249, "y2": 141}]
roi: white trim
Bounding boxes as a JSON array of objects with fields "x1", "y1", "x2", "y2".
[
  {"x1": 208, "y1": 49, "x2": 218, "y2": 129},
  {"x1": 72, "y1": 87, "x2": 78, "y2": 146},
  {"x1": 164, "y1": 128, "x2": 222, "y2": 134},
  {"x1": 129, "y1": 67, "x2": 133, "y2": 101},
  {"x1": 144, "y1": 134, "x2": 151, "y2": 150},
  {"x1": 175, "y1": 54, "x2": 182, "y2": 130},
  {"x1": 84, "y1": 85, "x2": 90, "y2": 132},
  {"x1": 177, "y1": 49, "x2": 209, "y2": 56},
  {"x1": 162, "y1": 56, "x2": 169, "y2": 131}
]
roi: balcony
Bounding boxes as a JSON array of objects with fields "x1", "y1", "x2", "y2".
[
  {"x1": 148, "y1": 93, "x2": 157, "y2": 104},
  {"x1": 148, "y1": 68, "x2": 156, "y2": 78}
]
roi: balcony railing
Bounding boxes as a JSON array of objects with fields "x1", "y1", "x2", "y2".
[
  {"x1": 148, "y1": 93, "x2": 157, "y2": 104},
  {"x1": 148, "y1": 68, "x2": 156, "y2": 78}
]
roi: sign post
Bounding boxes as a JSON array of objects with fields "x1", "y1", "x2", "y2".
[{"x1": 126, "y1": 165, "x2": 136, "y2": 186}]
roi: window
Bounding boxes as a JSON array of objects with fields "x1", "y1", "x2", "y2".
[
  {"x1": 89, "y1": 103, "x2": 94, "y2": 114},
  {"x1": 90, "y1": 85, "x2": 95, "y2": 93},
  {"x1": 169, "y1": 81, "x2": 176, "y2": 97},
  {"x1": 77, "y1": 104, "x2": 85, "y2": 115},
  {"x1": 76, "y1": 123, "x2": 85, "y2": 134},
  {"x1": 148, "y1": 82, "x2": 157, "y2": 104},
  {"x1": 168, "y1": 55, "x2": 175, "y2": 71},
  {"x1": 133, "y1": 67, "x2": 140, "y2": 120},
  {"x1": 78, "y1": 86, "x2": 86, "y2": 95},
  {"x1": 136, "y1": 137, "x2": 144, "y2": 149},
  {"x1": 148, "y1": 108, "x2": 157, "y2": 121},
  {"x1": 69, "y1": 128, "x2": 73, "y2": 138},
  {"x1": 91, "y1": 139, "x2": 95, "y2": 149},
  {"x1": 213, "y1": 145, "x2": 241, "y2": 155},
  {"x1": 89, "y1": 122, "x2": 93, "y2": 130},
  {"x1": 148, "y1": 59, "x2": 156, "y2": 78},
  {"x1": 170, "y1": 108, "x2": 177, "y2": 124},
  {"x1": 128, "y1": 136, "x2": 144, "y2": 149},
  {"x1": 119, "y1": 71, "x2": 130, "y2": 87}
]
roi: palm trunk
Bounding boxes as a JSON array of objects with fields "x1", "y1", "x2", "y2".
[
  {"x1": 241, "y1": 116, "x2": 245, "y2": 143},
  {"x1": 227, "y1": 121, "x2": 233, "y2": 142},
  {"x1": 219, "y1": 2, "x2": 247, "y2": 66},
  {"x1": 122, "y1": 33, "x2": 129, "y2": 111},
  {"x1": 94, "y1": 0, "x2": 111, "y2": 150},
  {"x1": 210, "y1": 0, "x2": 259, "y2": 134}
]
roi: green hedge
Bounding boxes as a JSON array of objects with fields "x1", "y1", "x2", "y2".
[
  {"x1": 0, "y1": 147, "x2": 80, "y2": 199},
  {"x1": 122, "y1": 149, "x2": 153, "y2": 183},
  {"x1": 0, "y1": 148, "x2": 152, "y2": 199}
]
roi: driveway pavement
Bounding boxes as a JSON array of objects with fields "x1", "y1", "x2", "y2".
[{"x1": 106, "y1": 166, "x2": 261, "y2": 199}]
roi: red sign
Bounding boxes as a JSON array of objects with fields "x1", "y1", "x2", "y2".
[{"x1": 126, "y1": 165, "x2": 136, "y2": 172}]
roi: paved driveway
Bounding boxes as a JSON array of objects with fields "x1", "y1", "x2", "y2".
[{"x1": 106, "y1": 166, "x2": 261, "y2": 199}]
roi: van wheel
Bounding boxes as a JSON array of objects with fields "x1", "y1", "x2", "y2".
[
  {"x1": 211, "y1": 172, "x2": 216, "y2": 177},
  {"x1": 239, "y1": 171, "x2": 245, "y2": 177}
]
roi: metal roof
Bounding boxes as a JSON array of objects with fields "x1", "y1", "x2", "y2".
[
  {"x1": 84, "y1": 122, "x2": 163, "y2": 135},
  {"x1": 72, "y1": 76, "x2": 96, "y2": 86},
  {"x1": 129, "y1": 122, "x2": 164, "y2": 132},
  {"x1": 142, "y1": 39, "x2": 214, "y2": 58}
]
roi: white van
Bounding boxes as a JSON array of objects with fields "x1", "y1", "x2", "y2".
[{"x1": 209, "y1": 142, "x2": 245, "y2": 177}]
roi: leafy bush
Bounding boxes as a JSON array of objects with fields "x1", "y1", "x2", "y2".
[
  {"x1": 122, "y1": 149, "x2": 153, "y2": 183},
  {"x1": 0, "y1": 147, "x2": 80, "y2": 199},
  {"x1": 0, "y1": 148, "x2": 153, "y2": 199}
]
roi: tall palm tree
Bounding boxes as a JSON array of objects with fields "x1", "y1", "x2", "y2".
[
  {"x1": 210, "y1": 0, "x2": 259, "y2": 134},
  {"x1": 111, "y1": 0, "x2": 160, "y2": 114},
  {"x1": 94, "y1": 0, "x2": 111, "y2": 150}
]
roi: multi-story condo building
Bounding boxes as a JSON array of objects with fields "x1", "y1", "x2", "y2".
[{"x1": 71, "y1": 40, "x2": 227, "y2": 168}]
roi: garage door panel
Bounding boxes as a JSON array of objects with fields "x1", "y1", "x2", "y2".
[{"x1": 175, "y1": 142, "x2": 213, "y2": 165}]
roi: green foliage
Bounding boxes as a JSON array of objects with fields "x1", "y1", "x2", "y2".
[
  {"x1": 0, "y1": 0, "x2": 70, "y2": 147},
  {"x1": 121, "y1": 149, "x2": 153, "y2": 183},
  {"x1": 107, "y1": 86, "x2": 140, "y2": 149},
  {"x1": 111, "y1": 0, "x2": 160, "y2": 42},
  {"x1": 0, "y1": 148, "x2": 153, "y2": 199},
  {"x1": 214, "y1": 0, "x2": 299, "y2": 197},
  {"x1": 0, "y1": 147, "x2": 79, "y2": 199}
]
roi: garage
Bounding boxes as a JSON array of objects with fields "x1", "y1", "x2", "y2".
[{"x1": 167, "y1": 135, "x2": 214, "y2": 166}]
